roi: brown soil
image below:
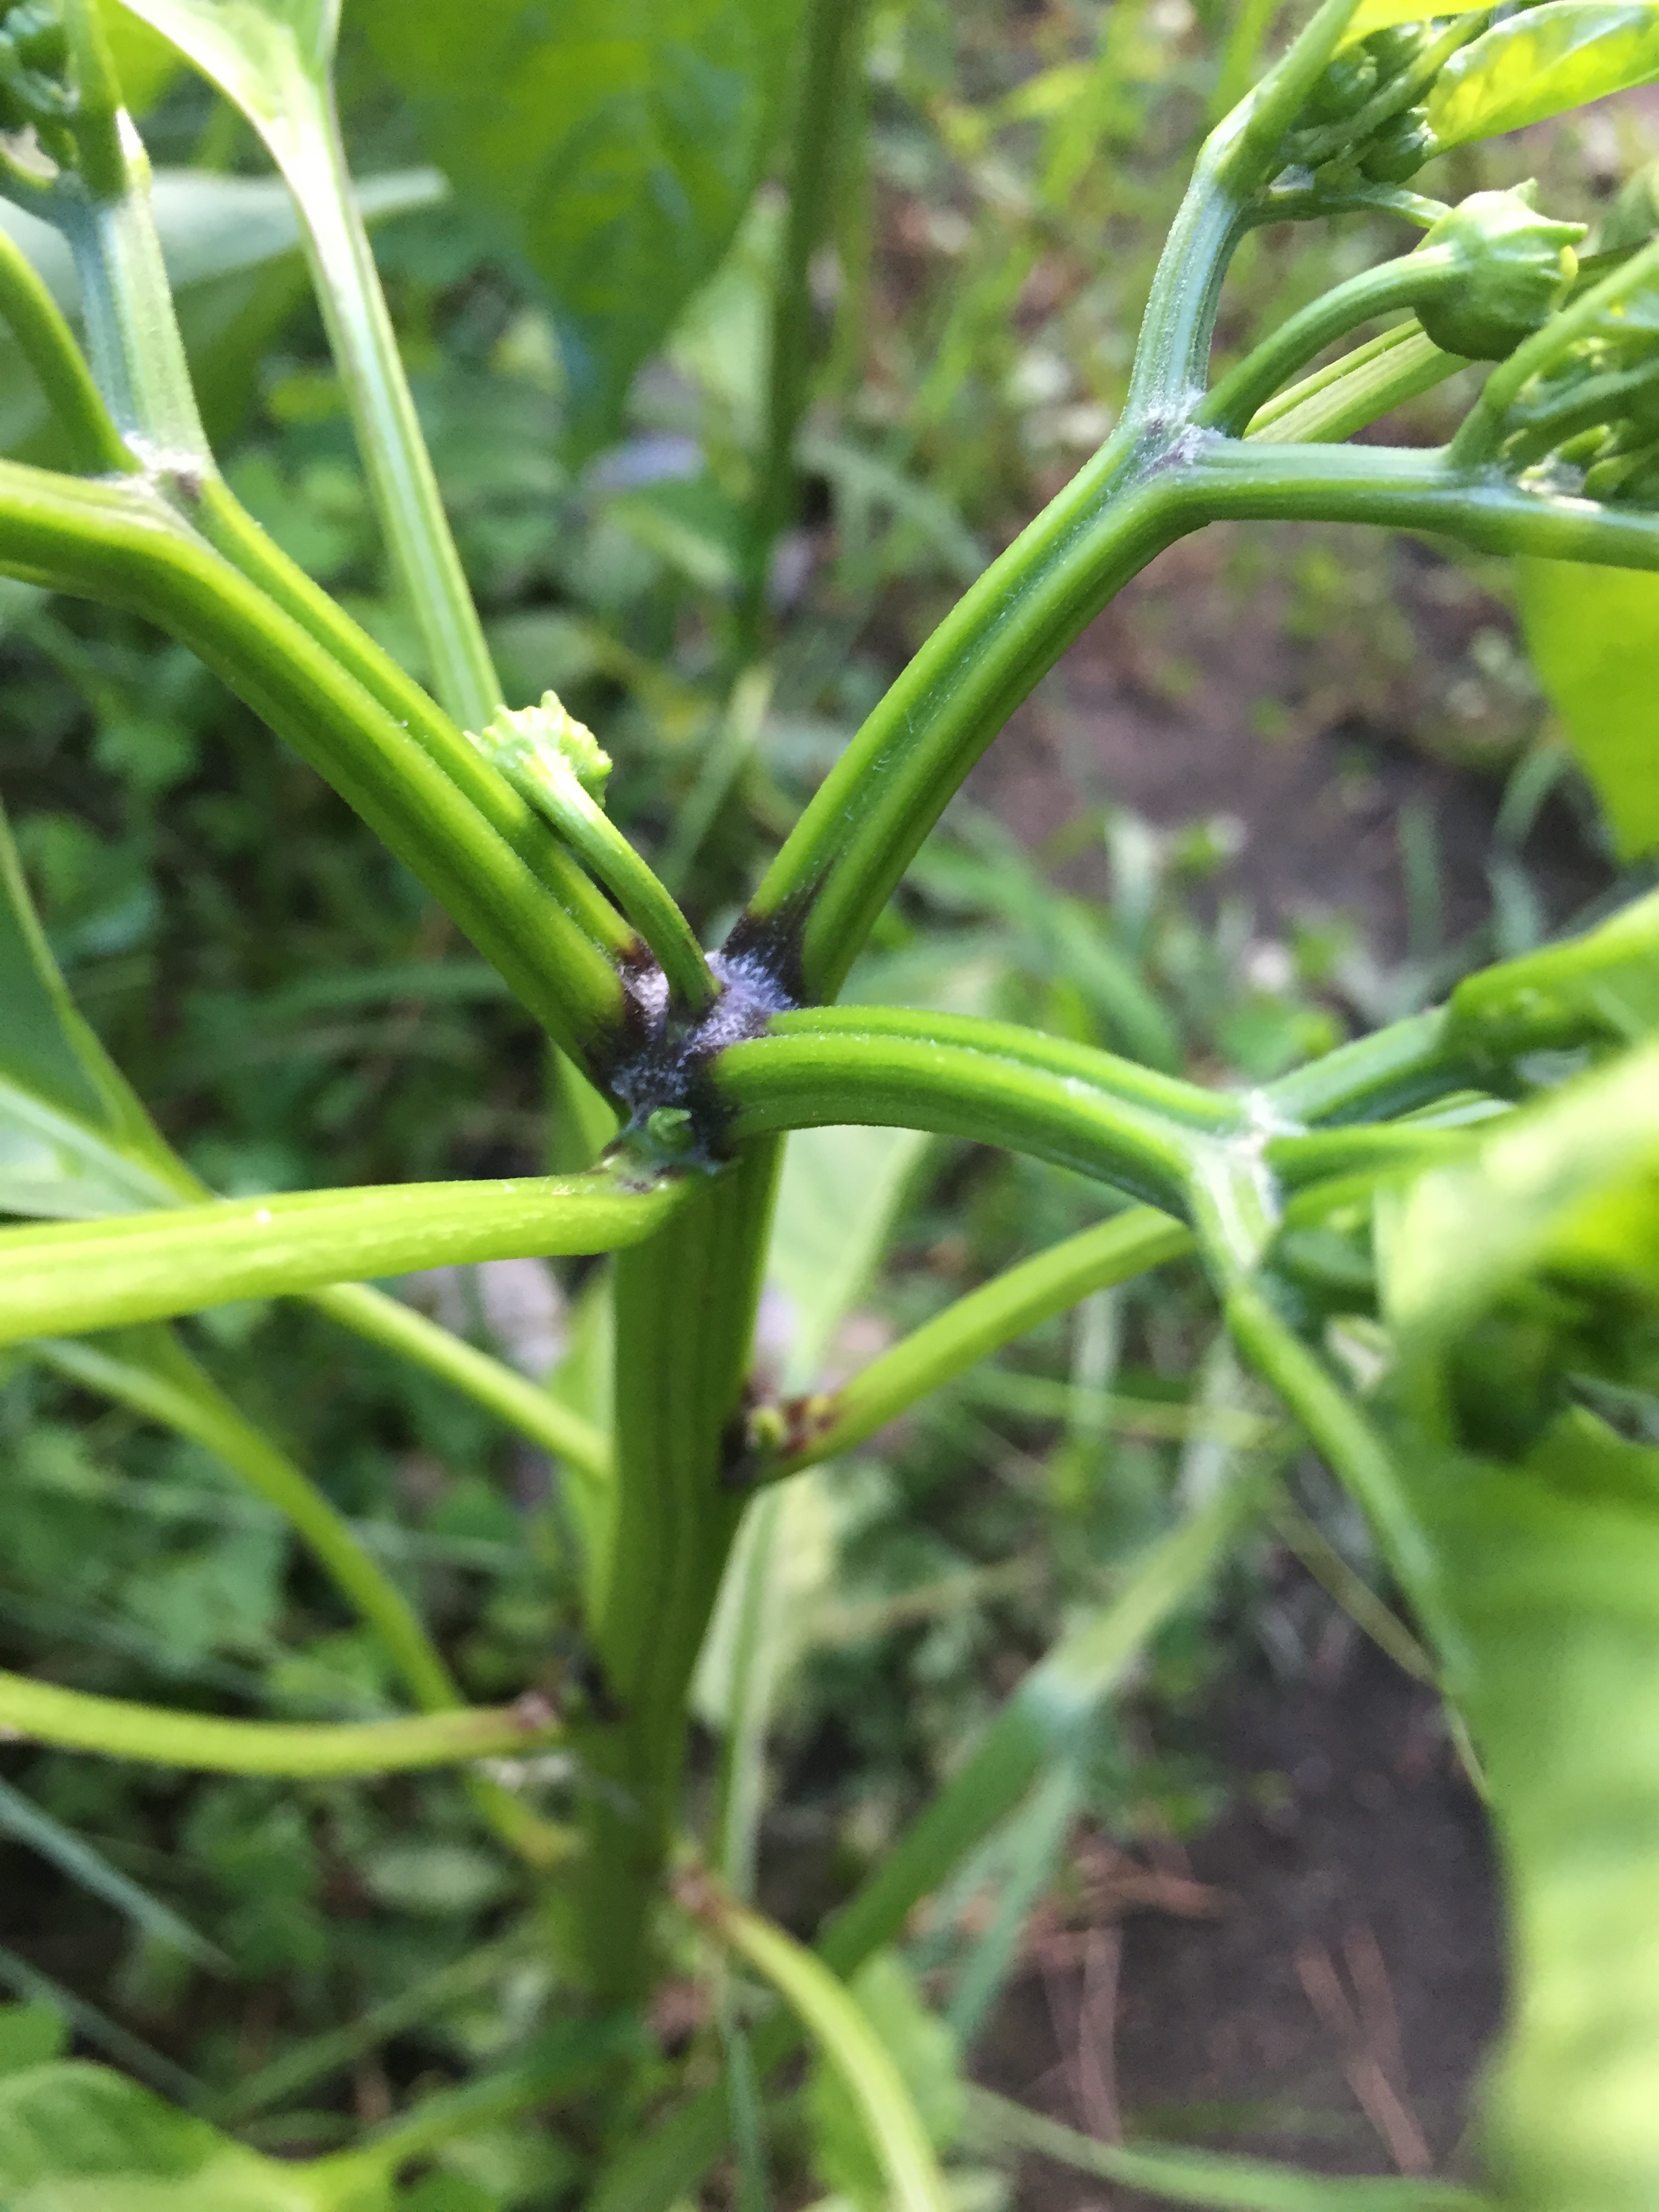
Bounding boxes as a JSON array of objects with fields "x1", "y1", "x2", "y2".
[
  {"x1": 970, "y1": 522, "x2": 1607, "y2": 957},
  {"x1": 975, "y1": 1639, "x2": 1503, "y2": 2205}
]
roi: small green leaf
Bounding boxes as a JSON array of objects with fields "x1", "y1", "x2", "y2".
[
  {"x1": 1516, "y1": 558, "x2": 1659, "y2": 857},
  {"x1": 1429, "y1": 1, "x2": 1659, "y2": 149},
  {"x1": 360, "y1": 0, "x2": 802, "y2": 450}
]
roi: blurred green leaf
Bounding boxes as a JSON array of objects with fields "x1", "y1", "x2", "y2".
[
  {"x1": 1384, "y1": 1040, "x2": 1659, "y2": 1343},
  {"x1": 112, "y1": 0, "x2": 340, "y2": 121},
  {"x1": 1516, "y1": 560, "x2": 1659, "y2": 859},
  {"x1": 361, "y1": 0, "x2": 801, "y2": 450},
  {"x1": 1429, "y1": 1, "x2": 1659, "y2": 148},
  {"x1": 0, "y1": 2009, "x2": 69, "y2": 2083},
  {"x1": 100, "y1": 0, "x2": 185, "y2": 111}
]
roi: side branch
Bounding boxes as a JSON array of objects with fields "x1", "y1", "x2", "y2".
[
  {"x1": 1183, "y1": 438, "x2": 1659, "y2": 569},
  {"x1": 760, "y1": 1206, "x2": 1193, "y2": 1477},
  {"x1": 0, "y1": 1668, "x2": 562, "y2": 1776},
  {"x1": 710, "y1": 1017, "x2": 1217, "y2": 1212},
  {"x1": 0, "y1": 1160, "x2": 687, "y2": 1344},
  {"x1": 0, "y1": 459, "x2": 631, "y2": 1073}
]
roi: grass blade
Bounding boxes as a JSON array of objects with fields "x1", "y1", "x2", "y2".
[
  {"x1": 0, "y1": 1776, "x2": 229, "y2": 1974},
  {"x1": 967, "y1": 2087, "x2": 1488, "y2": 2209},
  {"x1": 682, "y1": 1876, "x2": 952, "y2": 2212}
]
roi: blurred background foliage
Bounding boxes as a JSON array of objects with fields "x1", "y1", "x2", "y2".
[{"x1": 2, "y1": 0, "x2": 1658, "y2": 2198}]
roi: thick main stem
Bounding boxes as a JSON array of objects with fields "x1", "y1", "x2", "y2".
[{"x1": 565, "y1": 1147, "x2": 781, "y2": 1999}]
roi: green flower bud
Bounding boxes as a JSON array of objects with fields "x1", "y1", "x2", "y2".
[
  {"x1": 468, "y1": 690, "x2": 613, "y2": 807},
  {"x1": 1358, "y1": 104, "x2": 1435, "y2": 184},
  {"x1": 7, "y1": 1, "x2": 64, "y2": 71},
  {"x1": 1362, "y1": 24, "x2": 1431, "y2": 76},
  {"x1": 1415, "y1": 185, "x2": 1584, "y2": 361},
  {"x1": 1303, "y1": 46, "x2": 1379, "y2": 123}
]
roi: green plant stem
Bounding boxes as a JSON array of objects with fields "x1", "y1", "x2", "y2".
[
  {"x1": 263, "y1": 75, "x2": 500, "y2": 727},
  {"x1": 734, "y1": 0, "x2": 1364, "y2": 1006},
  {"x1": 0, "y1": 220, "x2": 131, "y2": 472},
  {"x1": 52, "y1": 132, "x2": 209, "y2": 459},
  {"x1": 680, "y1": 1874, "x2": 953, "y2": 2212},
  {"x1": 1181, "y1": 434, "x2": 1659, "y2": 567},
  {"x1": 0, "y1": 459, "x2": 630, "y2": 1067},
  {"x1": 193, "y1": 479, "x2": 634, "y2": 962},
  {"x1": 1271, "y1": 1492, "x2": 1438, "y2": 1685},
  {"x1": 1265, "y1": 1006, "x2": 1470, "y2": 1125},
  {"x1": 308, "y1": 1282, "x2": 609, "y2": 1482},
  {"x1": 770, "y1": 1207, "x2": 1193, "y2": 1476},
  {"x1": 734, "y1": 440, "x2": 1192, "y2": 999},
  {"x1": 1222, "y1": 1279, "x2": 1461, "y2": 1680},
  {"x1": 1246, "y1": 320, "x2": 1468, "y2": 446},
  {"x1": 591, "y1": 1473, "x2": 1260, "y2": 2212},
  {"x1": 1199, "y1": 249, "x2": 1456, "y2": 434},
  {"x1": 566, "y1": 1147, "x2": 781, "y2": 2000},
  {"x1": 1128, "y1": 0, "x2": 1364, "y2": 419},
  {"x1": 741, "y1": 0, "x2": 868, "y2": 649},
  {"x1": 514, "y1": 764, "x2": 718, "y2": 1015},
  {"x1": 30, "y1": 1328, "x2": 455, "y2": 1709},
  {"x1": 0, "y1": 1668, "x2": 562, "y2": 1776},
  {"x1": 0, "y1": 1160, "x2": 684, "y2": 1344},
  {"x1": 29, "y1": 1322, "x2": 564, "y2": 1863},
  {"x1": 713, "y1": 1010, "x2": 1222, "y2": 1214}
]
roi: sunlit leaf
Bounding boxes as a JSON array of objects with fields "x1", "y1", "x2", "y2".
[
  {"x1": 1383, "y1": 1040, "x2": 1659, "y2": 1341},
  {"x1": 100, "y1": 0, "x2": 184, "y2": 112},
  {"x1": 1515, "y1": 558, "x2": 1659, "y2": 858},
  {"x1": 360, "y1": 0, "x2": 801, "y2": 450},
  {"x1": 112, "y1": 0, "x2": 340, "y2": 128},
  {"x1": 1338, "y1": 0, "x2": 1486, "y2": 47},
  {"x1": 1429, "y1": 1, "x2": 1659, "y2": 148}
]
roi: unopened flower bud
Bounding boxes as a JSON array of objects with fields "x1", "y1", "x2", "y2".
[
  {"x1": 1303, "y1": 46, "x2": 1378, "y2": 122},
  {"x1": 468, "y1": 690, "x2": 612, "y2": 806},
  {"x1": 1415, "y1": 185, "x2": 1584, "y2": 361},
  {"x1": 1362, "y1": 24, "x2": 1431, "y2": 76},
  {"x1": 1359, "y1": 104, "x2": 1435, "y2": 183}
]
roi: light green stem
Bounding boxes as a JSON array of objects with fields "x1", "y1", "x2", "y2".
[
  {"x1": 682, "y1": 1875, "x2": 953, "y2": 2212},
  {"x1": 0, "y1": 1160, "x2": 685, "y2": 1345},
  {"x1": 1199, "y1": 249, "x2": 1456, "y2": 434},
  {"x1": 0, "y1": 1668, "x2": 560, "y2": 1775},
  {"x1": 0, "y1": 220, "x2": 131, "y2": 472},
  {"x1": 309, "y1": 1282, "x2": 609, "y2": 1482},
  {"x1": 769, "y1": 1207, "x2": 1193, "y2": 1476},
  {"x1": 567, "y1": 1147, "x2": 780, "y2": 1999}
]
